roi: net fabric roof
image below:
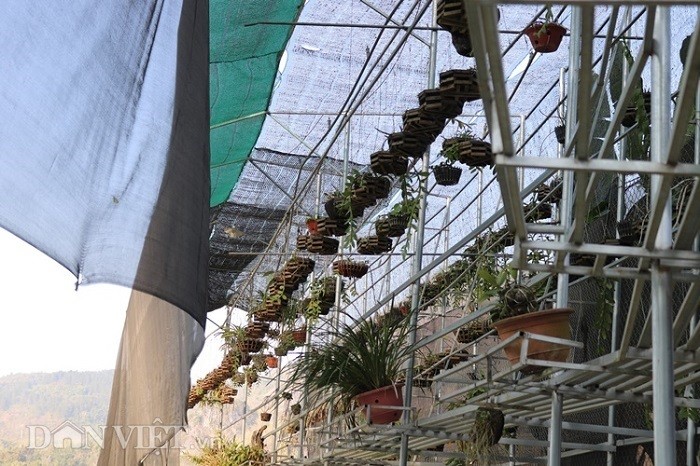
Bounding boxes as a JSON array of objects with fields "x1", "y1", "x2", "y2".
[
  {"x1": 208, "y1": 1, "x2": 699, "y2": 318},
  {"x1": 209, "y1": 0, "x2": 303, "y2": 206}
]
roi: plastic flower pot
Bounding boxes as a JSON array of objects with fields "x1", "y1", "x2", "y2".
[
  {"x1": 354, "y1": 384, "x2": 404, "y2": 425},
  {"x1": 265, "y1": 355, "x2": 279, "y2": 369},
  {"x1": 524, "y1": 22, "x2": 567, "y2": 53},
  {"x1": 492, "y1": 308, "x2": 574, "y2": 374},
  {"x1": 306, "y1": 217, "x2": 320, "y2": 235}
]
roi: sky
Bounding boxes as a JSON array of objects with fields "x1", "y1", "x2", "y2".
[{"x1": 0, "y1": 227, "x2": 225, "y2": 381}]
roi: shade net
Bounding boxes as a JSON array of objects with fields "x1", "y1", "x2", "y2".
[
  {"x1": 209, "y1": 0, "x2": 304, "y2": 206},
  {"x1": 0, "y1": 0, "x2": 210, "y2": 326}
]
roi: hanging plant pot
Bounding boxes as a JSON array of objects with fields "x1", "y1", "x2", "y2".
[
  {"x1": 492, "y1": 308, "x2": 575, "y2": 373},
  {"x1": 255, "y1": 307, "x2": 283, "y2": 323},
  {"x1": 282, "y1": 257, "x2": 316, "y2": 284},
  {"x1": 274, "y1": 346, "x2": 288, "y2": 357},
  {"x1": 388, "y1": 132, "x2": 428, "y2": 158},
  {"x1": 364, "y1": 175, "x2": 392, "y2": 200},
  {"x1": 433, "y1": 163, "x2": 462, "y2": 186},
  {"x1": 291, "y1": 403, "x2": 302, "y2": 415},
  {"x1": 306, "y1": 217, "x2": 320, "y2": 235},
  {"x1": 260, "y1": 412, "x2": 272, "y2": 422},
  {"x1": 357, "y1": 235, "x2": 393, "y2": 255},
  {"x1": 370, "y1": 151, "x2": 408, "y2": 176},
  {"x1": 324, "y1": 197, "x2": 365, "y2": 220},
  {"x1": 332, "y1": 259, "x2": 369, "y2": 278},
  {"x1": 237, "y1": 338, "x2": 264, "y2": 354},
  {"x1": 442, "y1": 137, "x2": 493, "y2": 167},
  {"x1": 456, "y1": 320, "x2": 490, "y2": 343},
  {"x1": 621, "y1": 91, "x2": 652, "y2": 128},
  {"x1": 554, "y1": 124, "x2": 566, "y2": 145},
  {"x1": 450, "y1": 30, "x2": 473, "y2": 57},
  {"x1": 471, "y1": 407, "x2": 505, "y2": 447},
  {"x1": 283, "y1": 256, "x2": 315, "y2": 277},
  {"x1": 292, "y1": 326, "x2": 307, "y2": 344},
  {"x1": 436, "y1": 0, "x2": 466, "y2": 32},
  {"x1": 245, "y1": 321, "x2": 270, "y2": 340},
  {"x1": 418, "y1": 88, "x2": 464, "y2": 120},
  {"x1": 306, "y1": 235, "x2": 340, "y2": 255},
  {"x1": 403, "y1": 107, "x2": 446, "y2": 140},
  {"x1": 617, "y1": 218, "x2": 645, "y2": 246},
  {"x1": 375, "y1": 214, "x2": 409, "y2": 237},
  {"x1": 269, "y1": 275, "x2": 301, "y2": 295},
  {"x1": 355, "y1": 384, "x2": 404, "y2": 425},
  {"x1": 524, "y1": 202, "x2": 552, "y2": 222},
  {"x1": 439, "y1": 69, "x2": 480, "y2": 103},
  {"x1": 265, "y1": 355, "x2": 279, "y2": 369},
  {"x1": 296, "y1": 234, "x2": 310, "y2": 251},
  {"x1": 524, "y1": 22, "x2": 567, "y2": 53},
  {"x1": 314, "y1": 217, "x2": 348, "y2": 237}
]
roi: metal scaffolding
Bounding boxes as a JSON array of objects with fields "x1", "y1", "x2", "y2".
[{"x1": 203, "y1": 1, "x2": 700, "y2": 465}]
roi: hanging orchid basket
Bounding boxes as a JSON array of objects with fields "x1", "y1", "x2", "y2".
[
  {"x1": 524, "y1": 22, "x2": 567, "y2": 53},
  {"x1": 332, "y1": 259, "x2": 369, "y2": 278},
  {"x1": 433, "y1": 163, "x2": 462, "y2": 186}
]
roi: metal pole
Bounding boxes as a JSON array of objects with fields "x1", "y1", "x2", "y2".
[
  {"x1": 548, "y1": 391, "x2": 563, "y2": 466},
  {"x1": 651, "y1": 6, "x2": 676, "y2": 466},
  {"x1": 242, "y1": 373, "x2": 248, "y2": 444},
  {"x1": 608, "y1": 10, "x2": 632, "y2": 460},
  {"x1": 398, "y1": 2, "x2": 438, "y2": 465},
  {"x1": 273, "y1": 364, "x2": 281, "y2": 463},
  {"x1": 687, "y1": 60, "x2": 700, "y2": 466},
  {"x1": 557, "y1": 5, "x2": 581, "y2": 309}
]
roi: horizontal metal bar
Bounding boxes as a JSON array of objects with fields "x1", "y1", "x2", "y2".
[
  {"x1": 496, "y1": 154, "x2": 700, "y2": 177},
  {"x1": 501, "y1": 437, "x2": 616, "y2": 453},
  {"x1": 522, "y1": 240, "x2": 700, "y2": 262}
]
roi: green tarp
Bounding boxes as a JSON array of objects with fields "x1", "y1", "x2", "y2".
[{"x1": 209, "y1": 0, "x2": 303, "y2": 206}]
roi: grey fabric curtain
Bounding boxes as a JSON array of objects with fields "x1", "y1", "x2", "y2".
[
  {"x1": 0, "y1": 0, "x2": 210, "y2": 463},
  {"x1": 98, "y1": 291, "x2": 204, "y2": 465},
  {"x1": 0, "y1": 0, "x2": 209, "y2": 326}
]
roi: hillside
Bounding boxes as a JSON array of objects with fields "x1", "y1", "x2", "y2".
[
  {"x1": 0, "y1": 370, "x2": 272, "y2": 465},
  {"x1": 0, "y1": 370, "x2": 113, "y2": 464}
]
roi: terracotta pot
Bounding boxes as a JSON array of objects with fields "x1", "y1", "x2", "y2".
[
  {"x1": 260, "y1": 412, "x2": 272, "y2": 422},
  {"x1": 265, "y1": 356, "x2": 279, "y2": 369},
  {"x1": 354, "y1": 384, "x2": 404, "y2": 424},
  {"x1": 492, "y1": 308, "x2": 574, "y2": 373},
  {"x1": 292, "y1": 327, "x2": 307, "y2": 344},
  {"x1": 306, "y1": 218, "x2": 320, "y2": 235},
  {"x1": 524, "y1": 22, "x2": 567, "y2": 53}
]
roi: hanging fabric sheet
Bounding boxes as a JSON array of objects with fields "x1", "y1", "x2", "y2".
[
  {"x1": 0, "y1": 0, "x2": 210, "y2": 463},
  {"x1": 0, "y1": 0, "x2": 209, "y2": 326}
]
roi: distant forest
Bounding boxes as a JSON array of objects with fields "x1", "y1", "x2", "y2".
[{"x1": 0, "y1": 370, "x2": 113, "y2": 465}]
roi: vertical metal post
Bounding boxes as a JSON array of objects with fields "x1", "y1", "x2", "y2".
[
  {"x1": 608, "y1": 16, "x2": 632, "y2": 461},
  {"x1": 273, "y1": 364, "x2": 281, "y2": 463},
  {"x1": 650, "y1": 7, "x2": 676, "y2": 466},
  {"x1": 242, "y1": 373, "x2": 248, "y2": 444},
  {"x1": 557, "y1": 6, "x2": 581, "y2": 309},
  {"x1": 325, "y1": 114, "x2": 351, "y2": 453},
  {"x1": 548, "y1": 391, "x2": 563, "y2": 466},
  {"x1": 689, "y1": 75, "x2": 700, "y2": 466},
  {"x1": 398, "y1": 2, "x2": 438, "y2": 465}
]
